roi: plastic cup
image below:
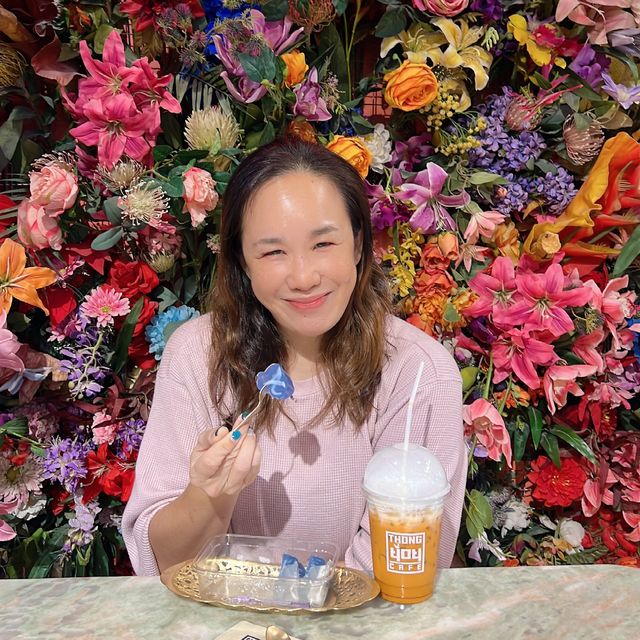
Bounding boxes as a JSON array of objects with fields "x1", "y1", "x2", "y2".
[{"x1": 362, "y1": 443, "x2": 450, "y2": 604}]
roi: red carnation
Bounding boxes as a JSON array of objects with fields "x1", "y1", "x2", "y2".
[
  {"x1": 527, "y1": 455, "x2": 587, "y2": 508},
  {"x1": 106, "y1": 260, "x2": 159, "y2": 302}
]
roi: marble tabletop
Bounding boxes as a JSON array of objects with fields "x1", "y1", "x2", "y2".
[{"x1": 1, "y1": 565, "x2": 638, "y2": 640}]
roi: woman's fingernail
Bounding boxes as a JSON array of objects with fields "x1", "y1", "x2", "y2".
[
  {"x1": 241, "y1": 410, "x2": 250, "y2": 419},
  {"x1": 231, "y1": 429, "x2": 242, "y2": 441},
  {"x1": 247, "y1": 427, "x2": 255, "y2": 436}
]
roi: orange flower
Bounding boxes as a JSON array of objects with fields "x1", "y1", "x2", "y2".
[
  {"x1": 326, "y1": 135, "x2": 372, "y2": 178},
  {"x1": 0, "y1": 238, "x2": 57, "y2": 315},
  {"x1": 525, "y1": 132, "x2": 640, "y2": 261},
  {"x1": 281, "y1": 50, "x2": 308, "y2": 87},
  {"x1": 420, "y1": 238, "x2": 450, "y2": 270},
  {"x1": 493, "y1": 221, "x2": 521, "y2": 263},
  {"x1": 437, "y1": 232, "x2": 459, "y2": 262},
  {"x1": 383, "y1": 60, "x2": 439, "y2": 112},
  {"x1": 287, "y1": 119, "x2": 317, "y2": 144}
]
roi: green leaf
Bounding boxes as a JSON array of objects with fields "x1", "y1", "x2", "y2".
[
  {"x1": 93, "y1": 24, "x2": 115, "y2": 54},
  {"x1": 513, "y1": 422, "x2": 530, "y2": 462},
  {"x1": 612, "y1": 224, "x2": 640, "y2": 277},
  {"x1": 332, "y1": 0, "x2": 348, "y2": 14},
  {"x1": 103, "y1": 197, "x2": 122, "y2": 225},
  {"x1": 238, "y1": 46, "x2": 277, "y2": 83},
  {"x1": 375, "y1": 7, "x2": 407, "y2": 37},
  {"x1": 91, "y1": 226, "x2": 123, "y2": 251},
  {"x1": 261, "y1": 0, "x2": 289, "y2": 20},
  {"x1": 528, "y1": 406, "x2": 543, "y2": 450},
  {"x1": 469, "y1": 489, "x2": 493, "y2": 529},
  {"x1": 112, "y1": 297, "x2": 144, "y2": 374},
  {"x1": 259, "y1": 121, "x2": 276, "y2": 146},
  {"x1": 549, "y1": 424, "x2": 596, "y2": 464},
  {"x1": 0, "y1": 110, "x2": 22, "y2": 171},
  {"x1": 28, "y1": 550, "x2": 57, "y2": 578},
  {"x1": 466, "y1": 514, "x2": 482, "y2": 539},
  {"x1": 468, "y1": 171, "x2": 508, "y2": 186},
  {"x1": 0, "y1": 416, "x2": 28, "y2": 437},
  {"x1": 91, "y1": 533, "x2": 111, "y2": 576},
  {"x1": 540, "y1": 432, "x2": 561, "y2": 468},
  {"x1": 162, "y1": 175, "x2": 184, "y2": 198},
  {"x1": 316, "y1": 24, "x2": 348, "y2": 95},
  {"x1": 175, "y1": 149, "x2": 210, "y2": 164},
  {"x1": 443, "y1": 302, "x2": 461, "y2": 323},
  {"x1": 156, "y1": 286, "x2": 180, "y2": 312},
  {"x1": 153, "y1": 145, "x2": 174, "y2": 163}
]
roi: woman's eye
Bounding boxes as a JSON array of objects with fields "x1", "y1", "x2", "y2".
[
  {"x1": 262, "y1": 249, "x2": 284, "y2": 257},
  {"x1": 314, "y1": 242, "x2": 333, "y2": 249}
]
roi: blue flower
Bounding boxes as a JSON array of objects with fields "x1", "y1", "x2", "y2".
[
  {"x1": 145, "y1": 305, "x2": 200, "y2": 360},
  {"x1": 628, "y1": 318, "x2": 640, "y2": 360},
  {"x1": 255, "y1": 363, "x2": 294, "y2": 400}
]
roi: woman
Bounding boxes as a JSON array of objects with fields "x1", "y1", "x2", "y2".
[{"x1": 122, "y1": 137, "x2": 467, "y2": 575}]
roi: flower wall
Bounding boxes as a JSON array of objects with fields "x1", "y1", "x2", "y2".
[{"x1": 0, "y1": 0, "x2": 639, "y2": 576}]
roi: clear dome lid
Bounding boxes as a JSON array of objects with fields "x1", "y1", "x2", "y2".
[{"x1": 362, "y1": 443, "x2": 450, "y2": 504}]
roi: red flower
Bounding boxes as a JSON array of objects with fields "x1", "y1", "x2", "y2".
[
  {"x1": 128, "y1": 334, "x2": 156, "y2": 370},
  {"x1": 106, "y1": 260, "x2": 159, "y2": 302},
  {"x1": 82, "y1": 444, "x2": 137, "y2": 504},
  {"x1": 119, "y1": 0, "x2": 204, "y2": 32},
  {"x1": 527, "y1": 455, "x2": 587, "y2": 507}
]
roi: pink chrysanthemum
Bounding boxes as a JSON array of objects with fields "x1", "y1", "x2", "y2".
[{"x1": 80, "y1": 286, "x2": 130, "y2": 327}]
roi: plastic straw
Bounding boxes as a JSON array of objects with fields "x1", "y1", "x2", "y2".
[{"x1": 403, "y1": 361, "x2": 425, "y2": 450}]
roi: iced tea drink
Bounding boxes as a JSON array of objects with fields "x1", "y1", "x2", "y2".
[
  {"x1": 362, "y1": 443, "x2": 450, "y2": 605},
  {"x1": 368, "y1": 501, "x2": 443, "y2": 603}
]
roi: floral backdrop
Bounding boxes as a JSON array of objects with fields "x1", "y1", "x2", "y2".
[{"x1": 0, "y1": 0, "x2": 639, "y2": 578}]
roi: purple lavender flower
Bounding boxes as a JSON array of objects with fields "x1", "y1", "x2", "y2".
[
  {"x1": 292, "y1": 68, "x2": 332, "y2": 121},
  {"x1": 42, "y1": 438, "x2": 90, "y2": 494},
  {"x1": 528, "y1": 167, "x2": 577, "y2": 215},
  {"x1": 601, "y1": 72, "x2": 640, "y2": 110},
  {"x1": 63, "y1": 500, "x2": 99, "y2": 553},
  {"x1": 116, "y1": 418, "x2": 146, "y2": 457}
]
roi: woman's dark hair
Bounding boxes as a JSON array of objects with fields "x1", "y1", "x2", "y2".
[{"x1": 207, "y1": 136, "x2": 391, "y2": 431}]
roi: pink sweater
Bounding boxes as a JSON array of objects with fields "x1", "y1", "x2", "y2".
[{"x1": 122, "y1": 314, "x2": 467, "y2": 576}]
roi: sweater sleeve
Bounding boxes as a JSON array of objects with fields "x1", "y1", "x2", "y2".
[
  {"x1": 121, "y1": 322, "x2": 213, "y2": 576},
  {"x1": 344, "y1": 341, "x2": 467, "y2": 572}
]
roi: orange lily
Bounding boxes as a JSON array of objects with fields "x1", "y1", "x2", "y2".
[
  {"x1": 0, "y1": 238, "x2": 57, "y2": 315},
  {"x1": 525, "y1": 132, "x2": 640, "y2": 262}
]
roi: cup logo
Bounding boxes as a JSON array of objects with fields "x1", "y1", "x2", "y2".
[{"x1": 385, "y1": 530, "x2": 426, "y2": 574}]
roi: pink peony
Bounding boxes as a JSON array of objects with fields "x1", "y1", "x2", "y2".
[
  {"x1": 463, "y1": 398, "x2": 513, "y2": 468},
  {"x1": 17, "y1": 199, "x2": 63, "y2": 251},
  {"x1": 182, "y1": 168, "x2": 219, "y2": 227},
  {"x1": 413, "y1": 0, "x2": 469, "y2": 17},
  {"x1": 29, "y1": 163, "x2": 78, "y2": 215}
]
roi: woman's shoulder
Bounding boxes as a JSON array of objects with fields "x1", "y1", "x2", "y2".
[
  {"x1": 384, "y1": 315, "x2": 461, "y2": 385},
  {"x1": 157, "y1": 312, "x2": 212, "y2": 378}
]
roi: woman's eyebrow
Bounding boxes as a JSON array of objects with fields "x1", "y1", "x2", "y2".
[{"x1": 253, "y1": 225, "x2": 340, "y2": 247}]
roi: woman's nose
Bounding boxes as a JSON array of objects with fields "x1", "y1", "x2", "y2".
[{"x1": 286, "y1": 255, "x2": 321, "y2": 290}]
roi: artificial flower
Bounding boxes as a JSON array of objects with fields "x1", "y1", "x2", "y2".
[
  {"x1": 281, "y1": 50, "x2": 308, "y2": 86},
  {"x1": 80, "y1": 287, "x2": 131, "y2": 327},
  {"x1": 182, "y1": 167, "x2": 219, "y2": 227},
  {"x1": 383, "y1": 60, "x2": 439, "y2": 111},
  {"x1": 463, "y1": 398, "x2": 513, "y2": 467},
  {"x1": 528, "y1": 455, "x2": 588, "y2": 508},
  {"x1": 413, "y1": 0, "x2": 469, "y2": 17},
  {"x1": 326, "y1": 135, "x2": 372, "y2": 178}
]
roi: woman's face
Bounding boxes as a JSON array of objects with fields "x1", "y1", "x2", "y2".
[{"x1": 241, "y1": 170, "x2": 361, "y2": 356}]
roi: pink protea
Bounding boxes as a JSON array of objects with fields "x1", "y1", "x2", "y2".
[
  {"x1": 463, "y1": 398, "x2": 513, "y2": 468},
  {"x1": 80, "y1": 286, "x2": 130, "y2": 327}
]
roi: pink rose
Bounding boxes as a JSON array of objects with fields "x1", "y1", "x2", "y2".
[
  {"x1": 17, "y1": 199, "x2": 63, "y2": 251},
  {"x1": 182, "y1": 167, "x2": 219, "y2": 227},
  {"x1": 29, "y1": 163, "x2": 78, "y2": 215},
  {"x1": 413, "y1": 0, "x2": 469, "y2": 16}
]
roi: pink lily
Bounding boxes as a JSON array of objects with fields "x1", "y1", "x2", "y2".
[
  {"x1": 466, "y1": 256, "x2": 517, "y2": 320},
  {"x1": 397, "y1": 163, "x2": 469, "y2": 235},
  {"x1": 556, "y1": 0, "x2": 638, "y2": 45},
  {"x1": 500, "y1": 263, "x2": 593, "y2": 338},
  {"x1": 582, "y1": 471, "x2": 616, "y2": 518},
  {"x1": 463, "y1": 398, "x2": 513, "y2": 468},
  {"x1": 0, "y1": 311, "x2": 24, "y2": 377},
  {"x1": 543, "y1": 364, "x2": 598, "y2": 414},
  {"x1": 584, "y1": 275, "x2": 636, "y2": 349},
  {"x1": 455, "y1": 243, "x2": 490, "y2": 272},
  {"x1": 70, "y1": 95, "x2": 150, "y2": 168},
  {"x1": 572, "y1": 328, "x2": 605, "y2": 373},
  {"x1": 220, "y1": 71, "x2": 268, "y2": 104},
  {"x1": 254, "y1": 10, "x2": 305, "y2": 54},
  {"x1": 130, "y1": 57, "x2": 181, "y2": 116},
  {"x1": 464, "y1": 209, "x2": 506, "y2": 244},
  {"x1": 0, "y1": 498, "x2": 18, "y2": 541},
  {"x1": 492, "y1": 327, "x2": 558, "y2": 389},
  {"x1": 78, "y1": 30, "x2": 135, "y2": 100}
]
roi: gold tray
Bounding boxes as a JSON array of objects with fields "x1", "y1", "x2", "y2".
[{"x1": 160, "y1": 559, "x2": 380, "y2": 614}]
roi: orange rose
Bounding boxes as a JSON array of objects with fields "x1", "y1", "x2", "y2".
[
  {"x1": 281, "y1": 50, "x2": 308, "y2": 87},
  {"x1": 383, "y1": 61, "x2": 439, "y2": 112},
  {"x1": 326, "y1": 135, "x2": 372, "y2": 178}
]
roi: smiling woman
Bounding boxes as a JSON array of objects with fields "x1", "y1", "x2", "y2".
[{"x1": 122, "y1": 137, "x2": 467, "y2": 578}]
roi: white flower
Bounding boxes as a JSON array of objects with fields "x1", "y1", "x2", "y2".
[
  {"x1": 0, "y1": 453, "x2": 42, "y2": 506},
  {"x1": 467, "y1": 531, "x2": 508, "y2": 562},
  {"x1": 362, "y1": 124, "x2": 392, "y2": 173},
  {"x1": 558, "y1": 519, "x2": 585, "y2": 549},
  {"x1": 13, "y1": 492, "x2": 46, "y2": 520},
  {"x1": 500, "y1": 498, "x2": 531, "y2": 536}
]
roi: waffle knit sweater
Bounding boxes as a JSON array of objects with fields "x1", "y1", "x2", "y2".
[{"x1": 122, "y1": 313, "x2": 467, "y2": 575}]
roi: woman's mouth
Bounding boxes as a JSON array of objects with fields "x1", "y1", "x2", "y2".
[{"x1": 287, "y1": 293, "x2": 329, "y2": 310}]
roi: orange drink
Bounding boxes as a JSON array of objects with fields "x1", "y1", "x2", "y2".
[
  {"x1": 368, "y1": 502, "x2": 443, "y2": 603},
  {"x1": 362, "y1": 443, "x2": 450, "y2": 605}
]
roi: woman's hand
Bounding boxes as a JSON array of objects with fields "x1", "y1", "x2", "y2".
[{"x1": 188, "y1": 420, "x2": 262, "y2": 500}]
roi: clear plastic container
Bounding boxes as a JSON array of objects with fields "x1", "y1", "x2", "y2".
[{"x1": 193, "y1": 534, "x2": 337, "y2": 608}]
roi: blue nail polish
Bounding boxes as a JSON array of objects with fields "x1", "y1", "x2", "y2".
[
  {"x1": 231, "y1": 429, "x2": 242, "y2": 441},
  {"x1": 241, "y1": 410, "x2": 250, "y2": 419}
]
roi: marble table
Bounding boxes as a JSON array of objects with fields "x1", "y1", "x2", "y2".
[{"x1": 1, "y1": 565, "x2": 639, "y2": 640}]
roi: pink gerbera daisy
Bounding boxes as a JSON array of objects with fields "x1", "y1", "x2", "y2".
[{"x1": 80, "y1": 286, "x2": 130, "y2": 327}]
